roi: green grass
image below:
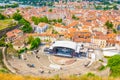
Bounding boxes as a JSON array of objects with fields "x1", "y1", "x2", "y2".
[
  {"x1": 0, "y1": 19, "x2": 15, "y2": 30},
  {"x1": 0, "y1": 68, "x2": 9, "y2": 73},
  {"x1": 86, "y1": 72, "x2": 96, "y2": 77}
]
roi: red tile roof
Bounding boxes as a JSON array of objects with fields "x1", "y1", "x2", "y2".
[{"x1": 6, "y1": 29, "x2": 22, "y2": 38}]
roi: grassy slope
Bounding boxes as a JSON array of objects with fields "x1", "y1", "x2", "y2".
[
  {"x1": 0, "y1": 73, "x2": 119, "y2": 80},
  {"x1": 0, "y1": 19, "x2": 14, "y2": 30}
]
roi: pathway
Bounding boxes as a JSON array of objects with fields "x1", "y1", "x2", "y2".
[{"x1": 0, "y1": 47, "x2": 16, "y2": 73}]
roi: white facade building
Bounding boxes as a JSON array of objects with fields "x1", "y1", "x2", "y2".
[{"x1": 32, "y1": 23, "x2": 49, "y2": 33}]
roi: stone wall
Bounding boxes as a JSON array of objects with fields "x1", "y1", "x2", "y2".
[{"x1": 0, "y1": 25, "x2": 20, "y2": 38}]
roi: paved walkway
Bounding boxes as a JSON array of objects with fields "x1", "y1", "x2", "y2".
[{"x1": 0, "y1": 47, "x2": 16, "y2": 73}]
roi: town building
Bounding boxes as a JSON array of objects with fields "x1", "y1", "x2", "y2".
[
  {"x1": 73, "y1": 30, "x2": 91, "y2": 43},
  {"x1": 32, "y1": 23, "x2": 49, "y2": 33},
  {"x1": 6, "y1": 29, "x2": 23, "y2": 42},
  {"x1": 13, "y1": 36, "x2": 26, "y2": 50}
]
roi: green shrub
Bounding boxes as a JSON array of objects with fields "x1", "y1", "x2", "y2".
[
  {"x1": 0, "y1": 68, "x2": 8, "y2": 73},
  {"x1": 107, "y1": 55, "x2": 120, "y2": 77},
  {"x1": 0, "y1": 13, "x2": 6, "y2": 20},
  {"x1": 30, "y1": 37, "x2": 41, "y2": 50},
  {"x1": 110, "y1": 65, "x2": 120, "y2": 77},
  {"x1": 99, "y1": 59, "x2": 104, "y2": 62},
  {"x1": 12, "y1": 12, "x2": 22, "y2": 21},
  {"x1": 86, "y1": 72, "x2": 95, "y2": 77},
  {"x1": 18, "y1": 48, "x2": 27, "y2": 54}
]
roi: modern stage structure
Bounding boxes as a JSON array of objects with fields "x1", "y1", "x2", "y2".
[{"x1": 49, "y1": 41, "x2": 81, "y2": 57}]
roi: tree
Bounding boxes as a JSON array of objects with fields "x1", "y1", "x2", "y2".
[
  {"x1": 107, "y1": 55, "x2": 120, "y2": 77},
  {"x1": 18, "y1": 18, "x2": 30, "y2": 25},
  {"x1": 21, "y1": 23, "x2": 33, "y2": 33},
  {"x1": 27, "y1": 36, "x2": 34, "y2": 44},
  {"x1": 31, "y1": 16, "x2": 40, "y2": 25},
  {"x1": 12, "y1": 3, "x2": 19, "y2": 8},
  {"x1": 6, "y1": 42, "x2": 13, "y2": 48},
  {"x1": 0, "y1": 36, "x2": 6, "y2": 46},
  {"x1": 72, "y1": 15, "x2": 76, "y2": 19},
  {"x1": 112, "y1": 28, "x2": 117, "y2": 34},
  {"x1": 0, "y1": 13, "x2": 5, "y2": 20},
  {"x1": 18, "y1": 48, "x2": 27, "y2": 54},
  {"x1": 95, "y1": 5, "x2": 102, "y2": 10},
  {"x1": 52, "y1": 19, "x2": 57, "y2": 23},
  {"x1": 0, "y1": 41, "x2": 6, "y2": 46},
  {"x1": 72, "y1": 15, "x2": 79, "y2": 20},
  {"x1": 35, "y1": 37, "x2": 41, "y2": 44},
  {"x1": 105, "y1": 21, "x2": 113, "y2": 29},
  {"x1": 30, "y1": 37, "x2": 41, "y2": 49},
  {"x1": 32, "y1": 16, "x2": 41, "y2": 25},
  {"x1": 32, "y1": 16, "x2": 49, "y2": 25},
  {"x1": 57, "y1": 19, "x2": 62, "y2": 23},
  {"x1": 103, "y1": 5, "x2": 110, "y2": 10},
  {"x1": 49, "y1": 9, "x2": 52, "y2": 12},
  {"x1": 113, "y1": 5, "x2": 119, "y2": 10},
  {"x1": 47, "y1": 2, "x2": 54, "y2": 6},
  {"x1": 18, "y1": 17, "x2": 33, "y2": 33},
  {"x1": 41, "y1": 16, "x2": 49, "y2": 23},
  {"x1": 52, "y1": 29, "x2": 59, "y2": 34},
  {"x1": 12, "y1": 12, "x2": 22, "y2": 21}
]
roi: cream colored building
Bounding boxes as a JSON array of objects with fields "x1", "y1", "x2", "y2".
[{"x1": 91, "y1": 38, "x2": 107, "y2": 48}]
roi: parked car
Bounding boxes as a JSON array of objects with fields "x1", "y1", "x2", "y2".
[{"x1": 27, "y1": 64, "x2": 35, "y2": 68}]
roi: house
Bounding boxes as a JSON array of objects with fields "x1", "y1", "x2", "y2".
[
  {"x1": 106, "y1": 33, "x2": 117, "y2": 47},
  {"x1": 116, "y1": 34, "x2": 120, "y2": 41},
  {"x1": 73, "y1": 30, "x2": 91, "y2": 43},
  {"x1": 32, "y1": 22, "x2": 49, "y2": 33},
  {"x1": 92, "y1": 27, "x2": 107, "y2": 34},
  {"x1": 67, "y1": 21, "x2": 79, "y2": 28},
  {"x1": 13, "y1": 38, "x2": 25, "y2": 50},
  {"x1": 65, "y1": 28, "x2": 77, "y2": 39},
  {"x1": 91, "y1": 31, "x2": 107, "y2": 48},
  {"x1": 53, "y1": 23, "x2": 68, "y2": 33},
  {"x1": 117, "y1": 25, "x2": 120, "y2": 31},
  {"x1": 6, "y1": 29, "x2": 23, "y2": 42},
  {"x1": 91, "y1": 35, "x2": 107, "y2": 48}
]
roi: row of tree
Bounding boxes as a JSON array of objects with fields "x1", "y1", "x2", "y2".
[
  {"x1": 32, "y1": 16, "x2": 49, "y2": 25},
  {"x1": 0, "y1": 3, "x2": 19, "y2": 9},
  {"x1": 31, "y1": 16, "x2": 62, "y2": 25},
  {"x1": 95, "y1": 4, "x2": 119, "y2": 10},
  {"x1": 72, "y1": 15, "x2": 79, "y2": 20},
  {"x1": 12, "y1": 12, "x2": 33, "y2": 33}
]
